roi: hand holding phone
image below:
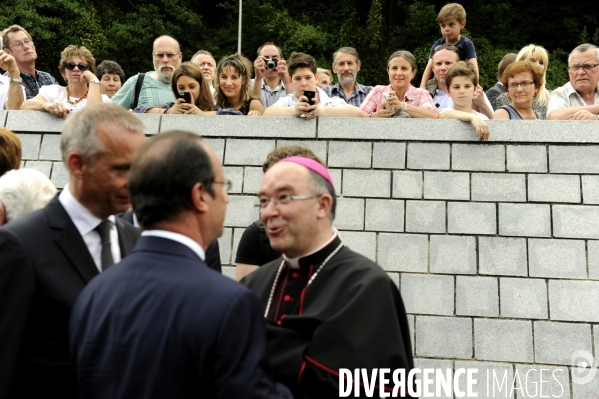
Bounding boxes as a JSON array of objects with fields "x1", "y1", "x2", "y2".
[
  {"x1": 177, "y1": 92, "x2": 192, "y2": 103},
  {"x1": 303, "y1": 90, "x2": 316, "y2": 105}
]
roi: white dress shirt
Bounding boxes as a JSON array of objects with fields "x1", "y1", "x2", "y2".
[
  {"x1": 59, "y1": 185, "x2": 121, "y2": 273},
  {"x1": 141, "y1": 230, "x2": 206, "y2": 261},
  {"x1": 0, "y1": 75, "x2": 26, "y2": 110}
]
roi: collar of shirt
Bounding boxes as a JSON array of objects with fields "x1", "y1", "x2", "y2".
[
  {"x1": 565, "y1": 81, "x2": 599, "y2": 100},
  {"x1": 59, "y1": 184, "x2": 115, "y2": 237},
  {"x1": 261, "y1": 79, "x2": 284, "y2": 93},
  {"x1": 284, "y1": 229, "x2": 339, "y2": 269},
  {"x1": 141, "y1": 230, "x2": 206, "y2": 261},
  {"x1": 330, "y1": 82, "x2": 368, "y2": 98}
]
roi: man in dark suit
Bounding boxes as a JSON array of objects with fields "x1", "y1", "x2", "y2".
[
  {"x1": 0, "y1": 103, "x2": 146, "y2": 399},
  {"x1": 69, "y1": 131, "x2": 290, "y2": 399},
  {"x1": 486, "y1": 52, "x2": 517, "y2": 106}
]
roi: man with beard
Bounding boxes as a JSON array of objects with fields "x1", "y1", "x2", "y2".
[
  {"x1": 323, "y1": 47, "x2": 372, "y2": 106},
  {"x1": 252, "y1": 42, "x2": 292, "y2": 108},
  {"x1": 111, "y1": 36, "x2": 182, "y2": 110}
]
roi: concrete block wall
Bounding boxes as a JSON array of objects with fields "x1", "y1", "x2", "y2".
[{"x1": 8, "y1": 111, "x2": 599, "y2": 398}]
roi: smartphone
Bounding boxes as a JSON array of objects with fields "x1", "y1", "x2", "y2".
[
  {"x1": 382, "y1": 92, "x2": 390, "y2": 100},
  {"x1": 303, "y1": 90, "x2": 315, "y2": 105},
  {"x1": 177, "y1": 92, "x2": 191, "y2": 103}
]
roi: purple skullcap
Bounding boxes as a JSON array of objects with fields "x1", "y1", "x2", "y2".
[{"x1": 279, "y1": 156, "x2": 334, "y2": 188}]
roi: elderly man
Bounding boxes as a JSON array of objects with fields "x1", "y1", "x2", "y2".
[
  {"x1": 242, "y1": 156, "x2": 413, "y2": 397},
  {"x1": 323, "y1": 47, "x2": 372, "y2": 106},
  {"x1": 547, "y1": 43, "x2": 599, "y2": 120},
  {"x1": 1, "y1": 25, "x2": 58, "y2": 99},
  {"x1": 252, "y1": 41, "x2": 292, "y2": 108},
  {"x1": 0, "y1": 168, "x2": 56, "y2": 225},
  {"x1": 70, "y1": 131, "x2": 291, "y2": 399},
  {"x1": 191, "y1": 50, "x2": 216, "y2": 85},
  {"x1": 111, "y1": 35, "x2": 182, "y2": 110},
  {"x1": 0, "y1": 104, "x2": 145, "y2": 398},
  {"x1": 429, "y1": 45, "x2": 493, "y2": 118}
]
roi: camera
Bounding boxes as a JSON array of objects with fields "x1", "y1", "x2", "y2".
[{"x1": 265, "y1": 57, "x2": 278, "y2": 70}]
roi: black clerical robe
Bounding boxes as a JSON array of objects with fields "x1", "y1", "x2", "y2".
[{"x1": 242, "y1": 235, "x2": 414, "y2": 398}]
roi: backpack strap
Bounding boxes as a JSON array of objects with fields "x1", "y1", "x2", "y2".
[{"x1": 132, "y1": 73, "x2": 146, "y2": 108}]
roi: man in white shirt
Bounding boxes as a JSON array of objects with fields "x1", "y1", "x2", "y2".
[
  {"x1": 0, "y1": 103, "x2": 146, "y2": 398},
  {"x1": 0, "y1": 48, "x2": 25, "y2": 109}
]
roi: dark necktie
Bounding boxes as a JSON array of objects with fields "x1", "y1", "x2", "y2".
[{"x1": 95, "y1": 220, "x2": 114, "y2": 271}]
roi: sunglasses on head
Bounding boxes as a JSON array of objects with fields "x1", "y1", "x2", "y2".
[
  {"x1": 434, "y1": 45, "x2": 460, "y2": 53},
  {"x1": 65, "y1": 62, "x2": 89, "y2": 71}
]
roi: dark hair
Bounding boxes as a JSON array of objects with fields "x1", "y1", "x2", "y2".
[
  {"x1": 500, "y1": 61, "x2": 543, "y2": 93},
  {"x1": 446, "y1": 61, "x2": 478, "y2": 87},
  {"x1": 288, "y1": 52, "x2": 317, "y2": 77},
  {"x1": 95, "y1": 60, "x2": 125, "y2": 83},
  {"x1": 171, "y1": 62, "x2": 215, "y2": 111},
  {"x1": 214, "y1": 54, "x2": 257, "y2": 108},
  {"x1": 129, "y1": 131, "x2": 215, "y2": 228},
  {"x1": 498, "y1": 53, "x2": 517, "y2": 81},
  {"x1": 0, "y1": 128, "x2": 22, "y2": 176},
  {"x1": 256, "y1": 42, "x2": 283, "y2": 58}
]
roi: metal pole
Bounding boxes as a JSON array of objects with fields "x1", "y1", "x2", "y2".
[{"x1": 237, "y1": 0, "x2": 242, "y2": 54}]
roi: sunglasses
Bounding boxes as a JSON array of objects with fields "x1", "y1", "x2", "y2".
[
  {"x1": 65, "y1": 63, "x2": 89, "y2": 71},
  {"x1": 434, "y1": 45, "x2": 460, "y2": 53}
]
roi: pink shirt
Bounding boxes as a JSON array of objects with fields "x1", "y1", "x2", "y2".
[{"x1": 359, "y1": 84, "x2": 437, "y2": 114}]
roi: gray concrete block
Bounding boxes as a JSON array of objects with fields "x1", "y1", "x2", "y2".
[
  {"x1": 407, "y1": 143, "x2": 450, "y2": 170},
  {"x1": 528, "y1": 238, "x2": 587, "y2": 279},
  {"x1": 412, "y1": 358, "x2": 453, "y2": 399},
  {"x1": 387, "y1": 272, "x2": 399, "y2": 288},
  {"x1": 223, "y1": 166, "x2": 244, "y2": 194},
  {"x1": 23, "y1": 161, "x2": 52, "y2": 177},
  {"x1": 327, "y1": 141, "x2": 371, "y2": 168},
  {"x1": 222, "y1": 266, "x2": 236, "y2": 280},
  {"x1": 378, "y1": 233, "x2": 428, "y2": 272},
  {"x1": 498, "y1": 203, "x2": 551, "y2": 237},
  {"x1": 528, "y1": 174, "x2": 581, "y2": 203},
  {"x1": 224, "y1": 195, "x2": 260, "y2": 228},
  {"x1": 587, "y1": 240, "x2": 599, "y2": 280},
  {"x1": 424, "y1": 171, "x2": 470, "y2": 200},
  {"x1": 471, "y1": 173, "x2": 526, "y2": 202},
  {"x1": 549, "y1": 280, "x2": 599, "y2": 322},
  {"x1": 553, "y1": 205, "x2": 599, "y2": 239},
  {"x1": 407, "y1": 314, "x2": 414, "y2": 353},
  {"x1": 329, "y1": 169, "x2": 342, "y2": 191},
  {"x1": 335, "y1": 197, "x2": 365, "y2": 231},
  {"x1": 372, "y1": 142, "x2": 406, "y2": 169},
  {"x1": 430, "y1": 235, "x2": 477, "y2": 274},
  {"x1": 276, "y1": 140, "x2": 328, "y2": 165},
  {"x1": 534, "y1": 321, "x2": 592, "y2": 366},
  {"x1": 392, "y1": 171, "x2": 422, "y2": 199},
  {"x1": 549, "y1": 145, "x2": 599, "y2": 173},
  {"x1": 474, "y1": 319, "x2": 533, "y2": 362},
  {"x1": 500, "y1": 278, "x2": 548, "y2": 319},
  {"x1": 454, "y1": 361, "x2": 514, "y2": 399},
  {"x1": 50, "y1": 162, "x2": 68, "y2": 189},
  {"x1": 514, "y1": 365, "x2": 570, "y2": 399},
  {"x1": 479, "y1": 237, "x2": 528, "y2": 276},
  {"x1": 405, "y1": 200, "x2": 445, "y2": 233},
  {"x1": 16, "y1": 133, "x2": 41, "y2": 160},
  {"x1": 0, "y1": 110, "x2": 5, "y2": 126},
  {"x1": 416, "y1": 316, "x2": 472, "y2": 359},
  {"x1": 231, "y1": 227, "x2": 247, "y2": 265},
  {"x1": 582, "y1": 175, "x2": 599, "y2": 204},
  {"x1": 401, "y1": 274, "x2": 454, "y2": 316},
  {"x1": 572, "y1": 371, "x2": 599, "y2": 399},
  {"x1": 342, "y1": 169, "x2": 390, "y2": 197},
  {"x1": 365, "y1": 199, "x2": 404, "y2": 232},
  {"x1": 452, "y1": 144, "x2": 505, "y2": 172},
  {"x1": 203, "y1": 138, "x2": 225, "y2": 162},
  {"x1": 38, "y1": 134, "x2": 62, "y2": 161},
  {"x1": 161, "y1": 115, "x2": 316, "y2": 138},
  {"x1": 506, "y1": 145, "x2": 548, "y2": 173},
  {"x1": 133, "y1": 113, "x2": 159, "y2": 135},
  {"x1": 7, "y1": 110, "x2": 64, "y2": 132},
  {"x1": 456, "y1": 276, "x2": 499, "y2": 317},
  {"x1": 224, "y1": 139, "x2": 275, "y2": 166},
  {"x1": 595, "y1": 325, "x2": 599, "y2": 364},
  {"x1": 338, "y1": 231, "x2": 376, "y2": 262},
  {"x1": 448, "y1": 202, "x2": 496, "y2": 235},
  {"x1": 242, "y1": 167, "x2": 263, "y2": 194},
  {"x1": 217, "y1": 228, "x2": 233, "y2": 266}
]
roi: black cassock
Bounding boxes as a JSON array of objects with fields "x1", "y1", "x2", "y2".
[{"x1": 242, "y1": 235, "x2": 414, "y2": 398}]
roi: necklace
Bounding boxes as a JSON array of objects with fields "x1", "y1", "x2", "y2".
[
  {"x1": 263, "y1": 242, "x2": 344, "y2": 318},
  {"x1": 66, "y1": 86, "x2": 88, "y2": 105}
]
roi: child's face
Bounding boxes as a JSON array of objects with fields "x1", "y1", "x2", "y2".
[
  {"x1": 289, "y1": 67, "x2": 317, "y2": 97},
  {"x1": 440, "y1": 17, "x2": 466, "y2": 44},
  {"x1": 447, "y1": 75, "x2": 475, "y2": 109},
  {"x1": 317, "y1": 74, "x2": 331, "y2": 88}
]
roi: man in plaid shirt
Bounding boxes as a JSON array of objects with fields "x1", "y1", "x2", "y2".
[
  {"x1": 323, "y1": 47, "x2": 372, "y2": 107},
  {"x1": 1, "y1": 25, "x2": 58, "y2": 99}
]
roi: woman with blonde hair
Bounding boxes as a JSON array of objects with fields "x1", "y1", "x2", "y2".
[
  {"x1": 215, "y1": 54, "x2": 264, "y2": 115},
  {"x1": 492, "y1": 44, "x2": 549, "y2": 119},
  {"x1": 317, "y1": 68, "x2": 333, "y2": 88}
]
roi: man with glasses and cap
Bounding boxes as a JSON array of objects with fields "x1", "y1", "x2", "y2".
[
  {"x1": 548, "y1": 43, "x2": 599, "y2": 120},
  {"x1": 111, "y1": 35, "x2": 183, "y2": 110},
  {"x1": 241, "y1": 156, "x2": 414, "y2": 398}
]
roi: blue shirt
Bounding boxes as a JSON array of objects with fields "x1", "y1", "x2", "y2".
[
  {"x1": 428, "y1": 35, "x2": 477, "y2": 61},
  {"x1": 323, "y1": 82, "x2": 373, "y2": 107}
]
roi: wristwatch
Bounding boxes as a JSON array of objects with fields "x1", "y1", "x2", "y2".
[
  {"x1": 89, "y1": 78, "x2": 100, "y2": 84},
  {"x1": 9, "y1": 78, "x2": 22, "y2": 84}
]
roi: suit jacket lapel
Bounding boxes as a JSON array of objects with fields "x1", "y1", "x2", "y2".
[{"x1": 45, "y1": 196, "x2": 99, "y2": 284}]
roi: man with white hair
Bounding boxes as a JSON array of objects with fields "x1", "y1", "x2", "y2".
[
  {"x1": 323, "y1": 46, "x2": 372, "y2": 106},
  {"x1": 111, "y1": 35, "x2": 183, "y2": 110},
  {"x1": 0, "y1": 168, "x2": 56, "y2": 225}
]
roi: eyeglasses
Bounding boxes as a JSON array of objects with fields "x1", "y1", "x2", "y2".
[
  {"x1": 153, "y1": 53, "x2": 179, "y2": 59},
  {"x1": 64, "y1": 63, "x2": 89, "y2": 71},
  {"x1": 568, "y1": 63, "x2": 599, "y2": 72},
  {"x1": 212, "y1": 179, "x2": 232, "y2": 193},
  {"x1": 434, "y1": 45, "x2": 459, "y2": 54},
  {"x1": 255, "y1": 193, "x2": 321, "y2": 209},
  {"x1": 507, "y1": 81, "x2": 534, "y2": 90},
  {"x1": 8, "y1": 39, "x2": 33, "y2": 49}
]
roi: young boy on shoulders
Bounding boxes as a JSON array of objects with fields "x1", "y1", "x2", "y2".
[
  {"x1": 439, "y1": 61, "x2": 490, "y2": 141},
  {"x1": 264, "y1": 52, "x2": 363, "y2": 119},
  {"x1": 419, "y1": 3, "x2": 479, "y2": 89}
]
